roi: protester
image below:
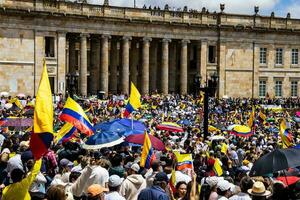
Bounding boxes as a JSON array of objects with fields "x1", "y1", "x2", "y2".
[{"x1": 105, "y1": 175, "x2": 125, "y2": 200}]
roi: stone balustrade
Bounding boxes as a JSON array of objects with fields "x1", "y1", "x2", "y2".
[{"x1": 1, "y1": 0, "x2": 300, "y2": 30}]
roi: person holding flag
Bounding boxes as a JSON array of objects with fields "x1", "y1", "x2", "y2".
[{"x1": 123, "y1": 82, "x2": 141, "y2": 118}]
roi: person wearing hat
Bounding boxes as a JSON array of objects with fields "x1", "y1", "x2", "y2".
[
  {"x1": 247, "y1": 181, "x2": 271, "y2": 200},
  {"x1": 216, "y1": 179, "x2": 232, "y2": 200},
  {"x1": 229, "y1": 176, "x2": 253, "y2": 200},
  {"x1": 87, "y1": 184, "x2": 109, "y2": 200},
  {"x1": 138, "y1": 172, "x2": 170, "y2": 200},
  {"x1": 105, "y1": 175, "x2": 125, "y2": 200},
  {"x1": 119, "y1": 163, "x2": 146, "y2": 200}
]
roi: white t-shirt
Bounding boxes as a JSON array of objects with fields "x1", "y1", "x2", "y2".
[
  {"x1": 105, "y1": 191, "x2": 126, "y2": 200},
  {"x1": 84, "y1": 166, "x2": 109, "y2": 193}
]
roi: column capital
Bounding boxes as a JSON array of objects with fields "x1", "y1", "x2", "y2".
[
  {"x1": 101, "y1": 34, "x2": 111, "y2": 39},
  {"x1": 143, "y1": 37, "x2": 152, "y2": 42},
  {"x1": 56, "y1": 30, "x2": 67, "y2": 36},
  {"x1": 181, "y1": 39, "x2": 190, "y2": 45},
  {"x1": 80, "y1": 33, "x2": 90, "y2": 38},
  {"x1": 122, "y1": 36, "x2": 132, "y2": 41},
  {"x1": 162, "y1": 38, "x2": 172, "y2": 43}
]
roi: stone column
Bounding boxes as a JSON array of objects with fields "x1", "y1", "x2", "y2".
[
  {"x1": 100, "y1": 34, "x2": 110, "y2": 95},
  {"x1": 57, "y1": 31, "x2": 66, "y2": 95},
  {"x1": 161, "y1": 38, "x2": 171, "y2": 94},
  {"x1": 200, "y1": 40, "x2": 207, "y2": 85},
  {"x1": 110, "y1": 39, "x2": 118, "y2": 93},
  {"x1": 80, "y1": 34, "x2": 88, "y2": 96},
  {"x1": 141, "y1": 37, "x2": 151, "y2": 94},
  {"x1": 169, "y1": 42, "x2": 177, "y2": 93},
  {"x1": 130, "y1": 41, "x2": 139, "y2": 85},
  {"x1": 121, "y1": 36, "x2": 131, "y2": 94},
  {"x1": 218, "y1": 41, "x2": 226, "y2": 98},
  {"x1": 180, "y1": 39, "x2": 190, "y2": 95},
  {"x1": 69, "y1": 37, "x2": 76, "y2": 73},
  {"x1": 253, "y1": 42, "x2": 260, "y2": 98},
  {"x1": 90, "y1": 36, "x2": 100, "y2": 94},
  {"x1": 150, "y1": 41, "x2": 158, "y2": 92}
]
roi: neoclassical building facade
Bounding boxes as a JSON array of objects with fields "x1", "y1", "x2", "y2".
[{"x1": 1, "y1": 0, "x2": 300, "y2": 98}]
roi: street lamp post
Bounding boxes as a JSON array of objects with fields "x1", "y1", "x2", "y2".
[{"x1": 195, "y1": 72, "x2": 219, "y2": 140}]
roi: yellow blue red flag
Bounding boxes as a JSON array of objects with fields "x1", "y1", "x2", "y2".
[
  {"x1": 123, "y1": 82, "x2": 141, "y2": 117},
  {"x1": 30, "y1": 60, "x2": 54, "y2": 159},
  {"x1": 279, "y1": 119, "x2": 293, "y2": 148},
  {"x1": 60, "y1": 97, "x2": 94, "y2": 136},
  {"x1": 55, "y1": 122, "x2": 77, "y2": 144},
  {"x1": 174, "y1": 151, "x2": 193, "y2": 171},
  {"x1": 140, "y1": 131, "x2": 156, "y2": 168}
]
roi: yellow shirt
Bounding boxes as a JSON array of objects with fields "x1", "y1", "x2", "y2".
[{"x1": 2, "y1": 159, "x2": 42, "y2": 200}]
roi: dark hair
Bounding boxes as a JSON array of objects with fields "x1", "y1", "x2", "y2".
[
  {"x1": 176, "y1": 181, "x2": 187, "y2": 190},
  {"x1": 11, "y1": 168, "x2": 25, "y2": 183},
  {"x1": 69, "y1": 171, "x2": 81, "y2": 183},
  {"x1": 151, "y1": 161, "x2": 160, "y2": 171},
  {"x1": 240, "y1": 176, "x2": 254, "y2": 193},
  {"x1": 111, "y1": 154, "x2": 123, "y2": 167}
]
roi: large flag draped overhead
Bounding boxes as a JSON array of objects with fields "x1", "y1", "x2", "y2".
[
  {"x1": 123, "y1": 82, "x2": 141, "y2": 118},
  {"x1": 30, "y1": 60, "x2": 54, "y2": 160},
  {"x1": 140, "y1": 131, "x2": 156, "y2": 168},
  {"x1": 60, "y1": 97, "x2": 94, "y2": 136}
]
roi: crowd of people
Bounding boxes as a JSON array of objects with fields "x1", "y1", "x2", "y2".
[{"x1": 0, "y1": 93, "x2": 299, "y2": 200}]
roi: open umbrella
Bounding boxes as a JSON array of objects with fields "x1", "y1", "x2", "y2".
[
  {"x1": 125, "y1": 134, "x2": 165, "y2": 151},
  {"x1": 82, "y1": 130, "x2": 125, "y2": 150},
  {"x1": 231, "y1": 125, "x2": 253, "y2": 137},
  {"x1": 118, "y1": 118, "x2": 146, "y2": 131},
  {"x1": 0, "y1": 92, "x2": 9, "y2": 97},
  {"x1": 177, "y1": 119, "x2": 192, "y2": 126},
  {"x1": 277, "y1": 176, "x2": 300, "y2": 186},
  {"x1": 249, "y1": 148, "x2": 300, "y2": 176},
  {"x1": 157, "y1": 122, "x2": 184, "y2": 132}
]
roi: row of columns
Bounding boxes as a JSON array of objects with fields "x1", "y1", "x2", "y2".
[{"x1": 74, "y1": 34, "x2": 206, "y2": 96}]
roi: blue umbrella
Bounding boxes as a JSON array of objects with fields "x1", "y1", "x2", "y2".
[
  {"x1": 94, "y1": 119, "x2": 146, "y2": 134},
  {"x1": 82, "y1": 130, "x2": 125, "y2": 150},
  {"x1": 177, "y1": 119, "x2": 192, "y2": 126},
  {"x1": 294, "y1": 144, "x2": 300, "y2": 149},
  {"x1": 123, "y1": 129, "x2": 144, "y2": 137},
  {"x1": 118, "y1": 118, "x2": 146, "y2": 131}
]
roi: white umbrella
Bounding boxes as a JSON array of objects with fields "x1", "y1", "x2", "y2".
[
  {"x1": 210, "y1": 135, "x2": 226, "y2": 141},
  {"x1": 17, "y1": 93, "x2": 26, "y2": 98},
  {"x1": 0, "y1": 92, "x2": 9, "y2": 97}
]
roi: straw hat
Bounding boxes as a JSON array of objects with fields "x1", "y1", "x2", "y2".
[{"x1": 248, "y1": 181, "x2": 271, "y2": 196}]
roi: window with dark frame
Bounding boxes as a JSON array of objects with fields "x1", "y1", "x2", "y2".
[
  {"x1": 275, "y1": 48, "x2": 283, "y2": 65},
  {"x1": 259, "y1": 48, "x2": 267, "y2": 65},
  {"x1": 291, "y1": 81, "x2": 298, "y2": 97},
  {"x1": 259, "y1": 80, "x2": 266, "y2": 97},
  {"x1": 45, "y1": 37, "x2": 55, "y2": 58},
  {"x1": 292, "y1": 49, "x2": 298, "y2": 65},
  {"x1": 208, "y1": 45, "x2": 216, "y2": 64}
]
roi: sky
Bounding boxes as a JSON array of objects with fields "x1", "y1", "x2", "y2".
[{"x1": 84, "y1": 0, "x2": 300, "y2": 19}]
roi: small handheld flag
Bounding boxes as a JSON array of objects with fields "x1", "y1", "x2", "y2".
[
  {"x1": 123, "y1": 82, "x2": 141, "y2": 118},
  {"x1": 140, "y1": 131, "x2": 156, "y2": 168}
]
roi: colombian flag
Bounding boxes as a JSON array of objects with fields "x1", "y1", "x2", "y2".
[
  {"x1": 280, "y1": 119, "x2": 293, "y2": 148},
  {"x1": 60, "y1": 97, "x2": 94, "y2": 136},
  {"x1": 140, "y1": 131, "x2": 156, "y2": 169},
  {"x1": 123, "y1": 82, "x2": 141, "y2": 118},
  {"x1": 174, "y1": 152, "x2": 193, "y2": 171},
  {"x1": 55, "y1": 122, "x2": 77, "y2": 144},
  {"x1": 30, "y1": 60, "x2": 54, "y2": 160},
  {"x1": 258, "y1": 110, "x2": 267, "y2": 124}
]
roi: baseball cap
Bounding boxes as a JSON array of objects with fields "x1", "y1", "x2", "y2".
[
  {"x1": 154, "y1": 172, "x2": 169, "y2": 183},
  {"x1": 60, "y1": 158, "x2": 73, "y2": 167},
  {"x1": 130, "y1": 163, "x2": 140, "y2": 172},
  {"x1": 87, "y1": 184, "x2": 109, "y2": 197},
  {"x1": 108, "y1": 175, "x2": 124, "y2": 187}
]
